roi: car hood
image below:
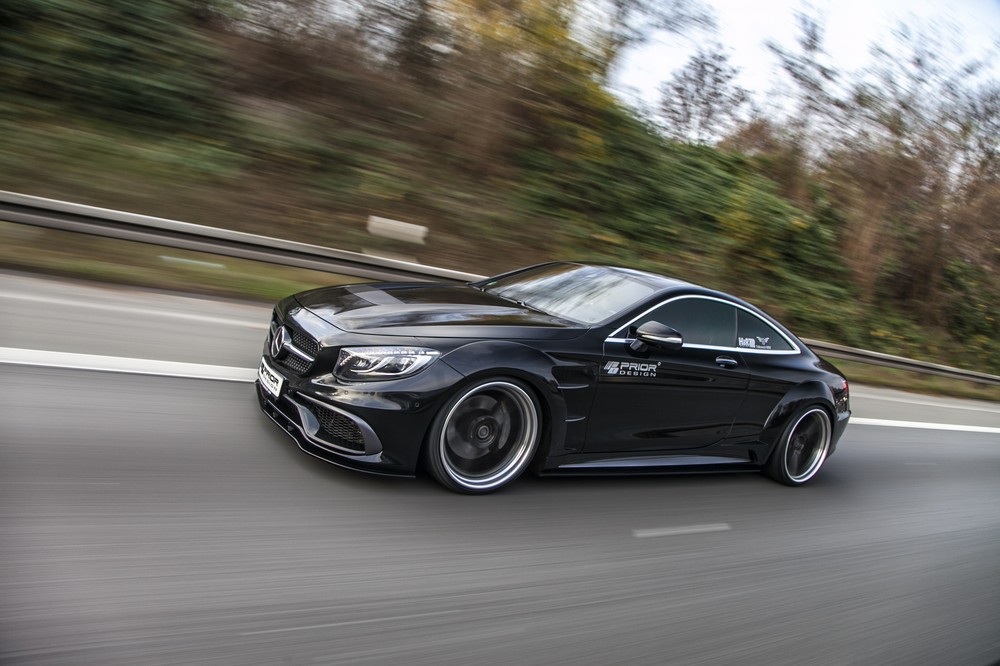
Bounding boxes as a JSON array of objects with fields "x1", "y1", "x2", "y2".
[{"x1": 294, "y1": 282, "x2": 586, "y2": 340}]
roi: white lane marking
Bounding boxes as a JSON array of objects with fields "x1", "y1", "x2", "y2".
[
  {"x1": 239, "y1": 609, "x2": 462, "y2": 636},
  {"x1": 0, "y1": 481, "x2": 122, "y2": 485},
  {"x1": 0, "y1": 347, "x2": 256, "y2": 383},
  {"x1": 633, "y1": 523, "x2": 732, "y2": 539},
  {"x1": 0, "y1": 291, "x2": 267, "y2": 329},
  {"x1": 904, "y1": 462, "x2": 939, "y2": 466},
  {"x1": 851, "y1": 389, "x2": 1000, "y2": 415},
  {"x1": 2, "y1": 349, "x2": 998, "y2": 435},
  {"x1": 851, "y1": 417, "x2": 1000, "y2": 434}
]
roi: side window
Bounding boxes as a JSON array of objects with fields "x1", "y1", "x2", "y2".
[
  {"x1": 637, "y1": 298, "x2": 737, "y2": 348},
  {"x1": 736, "y1": 310, "x2": 793, "y2": 351}
]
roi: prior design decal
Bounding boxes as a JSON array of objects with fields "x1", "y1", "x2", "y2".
[
  {"x1": 738, "y1": 336, "x2": 772, "y2": 350},
  {"x1": 603, "y1": 361, "x2": 661, "y2": 377}
]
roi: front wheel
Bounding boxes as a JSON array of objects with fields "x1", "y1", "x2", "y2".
[
  {"x1": 425, "y1": 379, "x2": 541, "y2": 494},
  {"x1": 765, "y1": 407, "x2": 832, "y2": 486}
]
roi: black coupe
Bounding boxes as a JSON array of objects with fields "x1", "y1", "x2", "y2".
[{"x1": 256, "y1": 262, "x2": 850, "y2": 493}]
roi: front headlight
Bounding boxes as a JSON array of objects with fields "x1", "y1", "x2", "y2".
[{"x1": 334, "y1": 346, "x2": 440, "y2": 381}]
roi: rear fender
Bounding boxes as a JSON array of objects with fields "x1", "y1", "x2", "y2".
[{"x1": 760, "y1": 381, "x2": 836, "y2": 457}]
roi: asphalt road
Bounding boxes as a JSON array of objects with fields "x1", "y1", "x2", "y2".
[{"x1": 2, "y1": 272, "x2": 999, "y2": 665}]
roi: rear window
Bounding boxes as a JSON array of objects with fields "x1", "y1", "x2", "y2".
[{"x1": 737, "y1": 310, "x2": 793, "y2": 351}]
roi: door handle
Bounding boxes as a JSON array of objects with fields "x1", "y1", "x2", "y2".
[{"x1": 715, "y1": 356, "x2": 738, "y2": 369}]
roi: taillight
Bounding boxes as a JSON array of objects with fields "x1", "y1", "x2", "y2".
[{"x1": 836, "y1": 377, "x2": 850, "y2": 412}]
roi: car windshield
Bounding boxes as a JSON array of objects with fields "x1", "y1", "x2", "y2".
[{"x1": 479, "y1": 263, "x2": 655, "y2": 325}]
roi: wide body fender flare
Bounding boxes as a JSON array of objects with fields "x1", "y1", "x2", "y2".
[
  {"x1": 758, "y1": 380, "x2": 839, "y2": 459},
  {"x1": 439, "y1": 340, "x2": 597, "y2": 462}
]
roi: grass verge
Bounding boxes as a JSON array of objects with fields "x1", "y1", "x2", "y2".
[{"x1": 0, "y1": 222, "x2": 365, "y2": 302}]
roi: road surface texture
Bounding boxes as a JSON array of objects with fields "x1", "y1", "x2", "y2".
[{"x1": 2, "y1": 271, "x2": 999, "y2": 665}]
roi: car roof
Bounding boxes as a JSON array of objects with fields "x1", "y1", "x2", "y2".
[
  {"x1": 596, "y1": 264, "x2": 695, "y2": 292},
  {"x1": 494, "y1": 262, "x2": 798, "y2": 338},
  {"x1": 577, "y1": 263, "x2": 782, "y2": 321}
]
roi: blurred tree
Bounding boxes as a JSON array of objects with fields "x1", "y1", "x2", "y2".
[
  {"x1": 766, "y1": 10, "x2": 843, "y2": 143},
  {"x1": 433, "y1": 0, "x2": 592, "y2": 174},
  {"x1": 596, "y1": 0, "x2": 715, "y2": 81},
  {"x1": 827, "y1": 24, "x2": 976, "y2": 309},
  {"x1": 1, "y1": 0, "x2": 233, "y2": 132},
  {"x1": 392, "y1": 0, "x2": 446, "y2": 87},
  {"x1": 659, "y1": 44, "x2": 748, "y2": 144},
  {"x1": 231, "y1": 0, "x2": 341, "y2": 39},
  {"x1": 951, "y1": 82, "x2": 1000, "y2": 273},
  {"x1": 756, "y1": 13, "x2": 998, "y2": 356},
  {"x1": 720, "y1": 115, "x2": 810, "y2": 206},
  {"x1": 350, "y1": 0, "x2": 449, "y2": 88}
]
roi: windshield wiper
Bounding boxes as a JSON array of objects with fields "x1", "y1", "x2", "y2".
[{"x1": 488, "y1": 290, "x2": 535, "y2": 310}]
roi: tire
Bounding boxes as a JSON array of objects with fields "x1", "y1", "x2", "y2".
[
  {"x1": 425, "y1": 378, "x2": 541, "y2": 494},
  {"x1": 765, "y1": 406, "x2": 832, "y2": 486}
]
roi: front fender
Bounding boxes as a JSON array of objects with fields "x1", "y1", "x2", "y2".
[{"x1": 440, "y1": 341, "x2": 595, "y2": 462}]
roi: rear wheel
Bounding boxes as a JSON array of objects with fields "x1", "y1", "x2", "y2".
[
  {"x1": 765, "y1": 407, "x2": 832, "y2": 485},
  {"x1": 425, "y1": 379, "x2": 540, "y2": 494}
]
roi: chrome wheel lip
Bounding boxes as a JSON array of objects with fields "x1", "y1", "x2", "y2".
[
  {"x1": 438, "y1": 381, "x2": 539, "y2": 491},
  {"x1": 783, "y1": 407, "x2": 831, "y2": 483}
]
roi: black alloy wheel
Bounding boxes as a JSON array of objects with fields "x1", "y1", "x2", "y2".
[
  {"x1": 425, "y1": 379, "x2": 541, "y2": 493},
  {"x1": 765, "y1": 407, "x2": 832, "y2": 485}
]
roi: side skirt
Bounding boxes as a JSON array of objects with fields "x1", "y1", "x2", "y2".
[{"x1": 540, "y1": 454, "x2": 759, "y2": 476}]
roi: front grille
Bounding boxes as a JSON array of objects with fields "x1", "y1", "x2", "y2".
[
  {"x1": 276, "y1": 353, "x2": 311, "y2": 374},
  {"x1": 292, "y1": 329, "x2": 318, "y2": 358},
  {"x1": 311, "y1": 403, "x2": 365, "y2": 452},
  {"x1": 269, "y1": 315, "x2": 319, "y2": 376}
]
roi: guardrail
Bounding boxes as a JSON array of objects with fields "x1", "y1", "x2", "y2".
[
  {"x1": 800, "y1": 340, "x2": 1000, "y2": 386},
  {"x1": 2, "y1": 190, "x2": 998, "y2": 387},
  {"x1": 0, "y1": 191, "x2": 478, "y2": 283}
]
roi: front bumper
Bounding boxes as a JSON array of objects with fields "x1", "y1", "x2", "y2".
[
  {"x1": 255, "y1": 299, "x2": 449, "y2": 476},
  {"x1": 255, "y1": 340, "x2": 468, "y2": 477},
  {"x1": 256, "y1": 380, "x2": 416, "y2": 476}
]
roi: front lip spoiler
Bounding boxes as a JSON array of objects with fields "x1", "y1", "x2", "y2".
[{"x1": 256, "y1": 383, "x2": 414, "y2": 478}]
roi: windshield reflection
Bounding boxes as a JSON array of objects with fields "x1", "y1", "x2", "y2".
[{"x1": 481, "y1": 264, "x2": 655, "y2": 325}]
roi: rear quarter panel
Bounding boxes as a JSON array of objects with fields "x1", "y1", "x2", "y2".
[{"x1": 728, "y1": 352, "x2": 841, "y2": 460}]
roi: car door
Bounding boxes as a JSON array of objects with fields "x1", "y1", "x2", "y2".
[
  {"x1": 726, "y1": 307, "x2": 806, "y2": 440},
  {"x1": 585, "y1": 296, "x2": 750, "y2": 453}
]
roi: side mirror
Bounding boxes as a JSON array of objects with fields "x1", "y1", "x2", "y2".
[{"x1": 631, "y1": 321, "x2": 683, "y2": 352}]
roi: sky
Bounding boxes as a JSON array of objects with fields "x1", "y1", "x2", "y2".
[{"x1": 615, "y1": 0, "x2": 1000, "y2": 110}]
